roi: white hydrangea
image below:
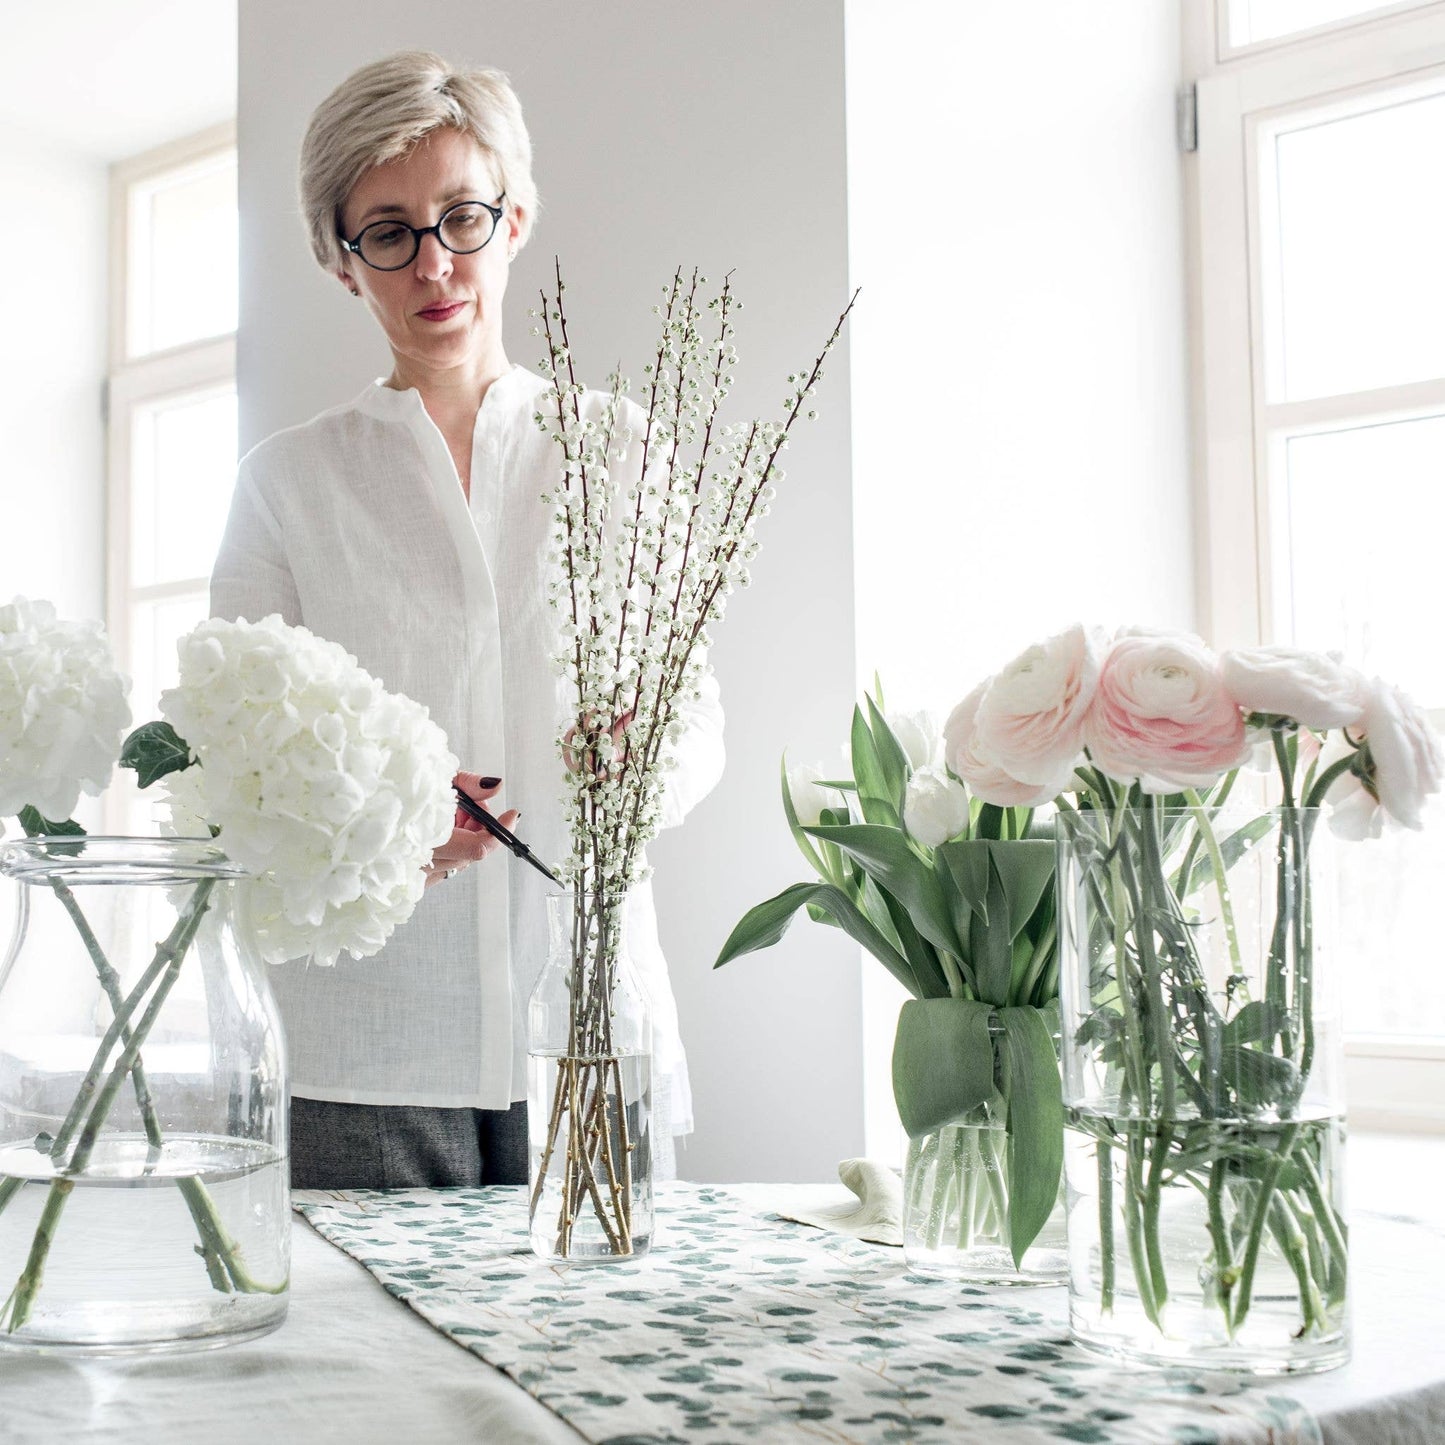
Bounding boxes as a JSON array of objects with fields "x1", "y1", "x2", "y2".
[
  {"x1": 160, "y1": 615, "x2": 457, "y2": 966},
  {"x1": 0, "y1": 596, "x2": 131, "y2": 821}
]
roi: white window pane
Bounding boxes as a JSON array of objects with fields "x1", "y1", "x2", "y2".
[
  {"x1": 1276, "y1": 413, "x2": 1445, "y2": 708},
  {"x1": 130, "y1": 388, "x2": 236, "y2": 588},
  {"x1": 129, "y1": 152, "x2": 237, "y2": 356},
  {"x1": 128, "y1": 593, "x2": 210, "y2": 727},
  {"x1": 1269, "y1": 89, "x2": 1445, "y2": 401},
  {"x1": 1229, "y1": 0, "x2": 1432, "y2": 46},
  {"x1": 115, "y1": 592, "x2": 211, "y2": 837}
]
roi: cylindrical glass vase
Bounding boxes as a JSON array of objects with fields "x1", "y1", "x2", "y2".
[
  {"x1": 0, "y1": 837, "x2": 289, "y2": 1353},
  {"x1": 903, "y1": 1098, "x2": 1067, "y2": 1284},
  {"x1": 528, "y1": 890, "x2": 653, "y2": 1263},
  {"x1": 1056, "y1": 805, "x2": 1347, "y2": 1374}
]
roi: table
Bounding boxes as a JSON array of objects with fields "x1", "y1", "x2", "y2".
[{"x1": 1, "y1": 1135, "x2": 1442, "y2": 1444}]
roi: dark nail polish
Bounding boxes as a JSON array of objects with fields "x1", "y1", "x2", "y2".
[{"x1": 479, "y1": 776, "x2": 501, "y2": 788}]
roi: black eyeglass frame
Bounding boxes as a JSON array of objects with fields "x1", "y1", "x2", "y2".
[{"x1": 339, "y1": 193, "x2": 508, "y2": 272}]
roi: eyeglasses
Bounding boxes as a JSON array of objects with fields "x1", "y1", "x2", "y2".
[{"x1": 339, "y1": 193, "x2": 507, "y2": 272}]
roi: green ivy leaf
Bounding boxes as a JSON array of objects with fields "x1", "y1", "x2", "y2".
[
  {"x1": 120, "y1": 721, "x2": 193, "y2": 790},
  {"x1": 16, "y1": 806, "x2": 85, "y2": 838}
]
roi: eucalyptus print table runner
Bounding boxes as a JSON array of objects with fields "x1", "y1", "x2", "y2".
[{"x1": 296, "y1": 1183, "x2": 1318, "y2": 1445}]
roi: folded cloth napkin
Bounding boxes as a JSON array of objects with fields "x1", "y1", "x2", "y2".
[{"x1": 768, "y1": 1158, "x2": 903, "y2": 1246}]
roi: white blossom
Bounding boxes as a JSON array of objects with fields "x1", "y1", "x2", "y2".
[
  {"x1": 0, "y1": 596, "x2": 131, "y2": 821},
  {"x1": 886, "y1": 709, "x2": 941, "y2": 771},
  {"x1": 786, "y1": 762, "x2": 840, "y2": 827},
  {"x1": 1220, "y1": 646, "x2": 1365, "y2": 730},
  {"x1": 160, "y1": 615, "x2": 457, "y2": 966},
  {"x1": 902, "y1": 765, "x2": 971, "y2": 848}
]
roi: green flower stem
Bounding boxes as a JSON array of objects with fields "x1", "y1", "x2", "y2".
[
  {"x1": 65, "y1": 881, "x2": 217, "y2": 1174},
  {"x1": 1268, "y1": 1197, "x2": 1326, "y2": 1335},
  {"x1": 1206, "y1": 1143, "x2": 1238, "y2": 1332},
  {"x1": 1183, "y1": 791, "x2": 1243, "y2": 977},
  {"x1": 1306, "y1": 1150, "x2": 1346, "y2": 1288},
  {"x1": 1137, "y1": 804, "x2": 1176, "y2": 1119},
  {"x1": 1141, "y1": 1123, "x2": 1173, "y2": 1318},
  {"x1": 979, "y1": 1128, "x2": 1011, "y2": 1244},
  {"x1": 47, "y1": 940, "x2": 181, "y2": 1165},
  {"x1": 1304, "y1": 754, "x2": 1356, "y2": 810},
  {"x1": 1290, "y1": 1190, "x2": 1330, "y2": 1313},
  {"x1": 0, "y1": 1179, "x2": 74, "y2": 1333},
  {"x1": 175, "y1": 1176, "x2": 285, "y2": 1295},
  {"x1": 1097, "y1": 1139, "x2": 1115, "y2": 1315},
  {"x1": 1230, "y1": 1124, "x2": 1299, "y2": 1333},
  {"x1": 48, "y1": 879, "x2": 162, "y2": 1148},
  {"x1": 1123, "y1": 1129, "x2": 1162, "y2": 1327},
  {"x1": 1015, "y1": 917, "x2": 1058, "y2": 1009}
]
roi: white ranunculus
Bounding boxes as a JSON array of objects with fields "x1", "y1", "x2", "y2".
[
  {"x1": 1220, "y1": 646, "x2": 1365, "y2": 730},
  {"x1": 787, "y1": 761, "x2": 840, "y2": 827},
  {"x1": 1359, "y1": 676, "x2": 1444, "y2": 831},
  {"x1": 944, "y1": 682, "x2": 1069, "y2": 808},
  {"x1": 902, "y1": 765, "x2": 971, "y2": 848},
  {"x1": 886, "y1": 709, "x2": 941, "y2": 771},
  {"x1": 973, "y1": 625, "x2": 1100, "y2": 788},
  {"x1": 161, "y1": 615, "x2": 457, "y2": 966},
  {"x1": 0, "y1": 596, "x2": 131, "y2": 821}
]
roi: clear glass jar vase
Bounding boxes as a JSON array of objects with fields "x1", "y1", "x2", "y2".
[
  {"x1": 0, "y1": 837, "x2": 289, "y2": 1353},
  {"x1": 527, "y1": 890, "x2": 653, "y2": 1263},
  {"x1": 1056, "y1": 805, "x2": 1348, "y2": 1374},
  {"x1": 903, "y1": 1098, "x2": 1068, "y2": 1284}
]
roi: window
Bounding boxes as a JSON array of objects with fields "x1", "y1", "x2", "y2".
[
  {"x1": 106, "y1": 126, "x2": 238, "y2": 836},
  {"x1": 1192, "y1": 2, "x2": 1445, "y2": 1125}
]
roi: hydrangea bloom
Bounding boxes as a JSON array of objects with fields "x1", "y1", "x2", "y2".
[
  {"x1": 0, "y1": 596, "x2": 131, "y2": 821},
  {"x1": 161, "y1": 615, "x2": 457, "y2": 966}
]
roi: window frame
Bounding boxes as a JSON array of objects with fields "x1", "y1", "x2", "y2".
[
  {"x1": 105, "y1": 123, "x2": 237, "y2": 835},
  {"x1": 1190, "y1": 2, "x2": 1445, "y2": 1129}
]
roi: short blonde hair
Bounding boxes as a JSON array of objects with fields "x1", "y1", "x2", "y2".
[{"x1": 299, "y1": 50, "x2": 537, "y2": 272}]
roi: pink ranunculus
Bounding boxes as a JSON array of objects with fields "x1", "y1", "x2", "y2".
[
  {"x1": 1084, "y1": 629, "x2": 1250, "y2": 793},
  {"x1": 943, "y1": 681, "x2": 1070, "y2": 808},
  {"x1": 1220, "y1": 646, "x2": 1366, "y2": 730},
  {"x1": 1359, "y1": 676, "x2": 1444, "y2": 830},
  {"x1": 972, "y1": 624, "x2": 1100, "y2": 788}
]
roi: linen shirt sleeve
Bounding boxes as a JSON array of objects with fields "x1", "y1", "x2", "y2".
[
  {"x1": 210, "y1": 461, "x2": 302, "y2": 626},
  {"x1": 655, "y1": 664, "x2": 725, "y2": 832}
]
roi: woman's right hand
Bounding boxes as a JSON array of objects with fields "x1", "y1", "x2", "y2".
[{"x1": 423, "y1": 773, "x2": 521, "y2": 888}]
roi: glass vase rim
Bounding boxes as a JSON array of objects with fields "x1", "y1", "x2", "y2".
[
  {"x1": 0, "y1": 834, "x2": 249, "y2": 884},
  {"x1": 1055, "y1": 803, "x2": 1323, "y2": 828}
]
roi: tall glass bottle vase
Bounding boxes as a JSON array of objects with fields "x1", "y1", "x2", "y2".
[
  {"x1": 527, "y1": 890, "x2": 653, "y2": 1262},
  {"x1": 1056, "y1": 806, "x2": 1347, "y2": 1374},
  {"x1": 0, "y1": 838, "x2": 289, "y2": 1353}
]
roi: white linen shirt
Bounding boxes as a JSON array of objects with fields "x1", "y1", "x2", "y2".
[{"x1": 209, "y1": 364, "x2": 724, "y2": 1134}]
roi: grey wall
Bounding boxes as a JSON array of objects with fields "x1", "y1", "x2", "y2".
[{"x1": 239, "y1": 0, "x2": 862, "y2": 1181}]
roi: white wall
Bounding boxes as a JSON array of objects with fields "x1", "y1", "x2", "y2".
[
  {"x1": 0, "y1": 128, "x2": 108, "y2": 624},
  {"x1": 239, "y1": 0, "x2": 862, "y2": 1181},
  {"x1": 845, "y1": 1, "x2": 1195, "y2": 1155}
]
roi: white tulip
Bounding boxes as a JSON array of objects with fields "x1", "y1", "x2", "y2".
[
  {"x1": 787, "y1": 761, "x2": 840, "y2": 827},
  {"x1": 886, "y1": 709, "x2": 941, "y2": 770},
  {"x1": 902, "y1": 765, "x2": 971, "y2": 848}
]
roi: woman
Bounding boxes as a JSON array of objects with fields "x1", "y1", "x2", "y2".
[{"x1": 211, "y1": 51, "x2": 724, "y2": 1190}]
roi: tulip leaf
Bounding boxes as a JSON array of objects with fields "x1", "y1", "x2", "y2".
[
  {"x1": 850, "y1": 707, "x2": 898, "y2": 828},
  {"x1": 997, "y1": 1005, "x2": 1064, "y2": 1268},
  {"x1": 16, "y1": 807, "x2": 86, "y2": 838},
  {"x1": 804, "y1": 822, "x2": 960, "y2": 958},
  {"x1": 987, "y1": 840, "x2": 1056, "y2": 939},
  {"x1": 937, "y1": 840, "x2": 992, "y2": 926},
  {"x1": 865, "y1": 694, "x2": 911, "y2": 813},
  {"x1": 120, "y1": 721, "x2": 194, "y2": 790},
  {"x1": 780, "y1": 753, "x2": 829, "y2": 879},
  {"x1": 892, "y1": 997, "x2": 997, "y2": 1136},
  {"x1": 970, "y1": 854, "x2": 1014, "y2": 1005},
  {"x1": 714, "y1": 880, "x2": 918, "y2": 996}
]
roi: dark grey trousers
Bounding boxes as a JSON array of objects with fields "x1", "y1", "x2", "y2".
[{"x1": 289, "y1": 1096, "x2": 529, "y2": 1189}]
